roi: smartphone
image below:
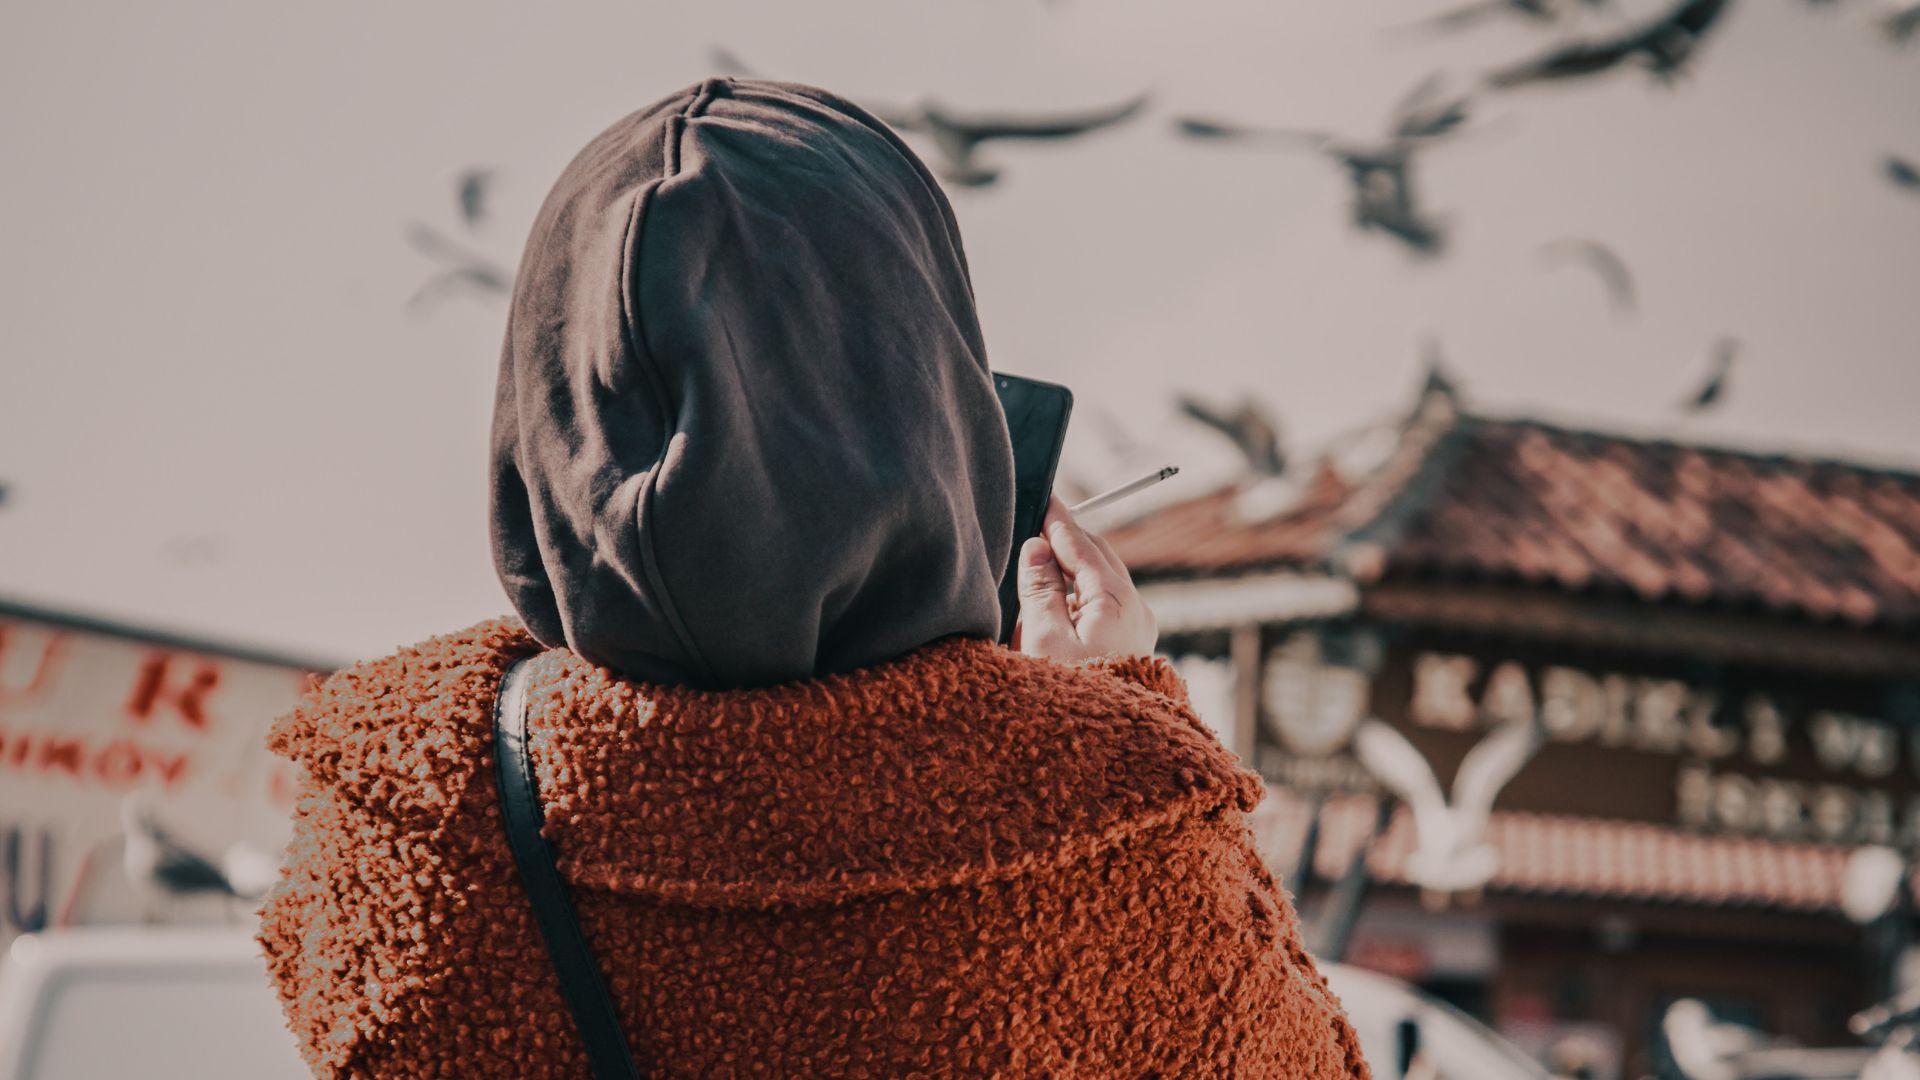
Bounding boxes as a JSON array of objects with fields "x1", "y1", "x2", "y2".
[{"x1": 993, "y1": 372, "x2": 1074, "y2": 644}]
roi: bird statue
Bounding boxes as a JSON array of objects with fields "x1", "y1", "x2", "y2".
[
  {"x1": 1539, "y1": 237, "x2": 1636, "y2": 315},
  {"x1": 1487, "y1": 0, "x2": 1733, "y2": 89},
  {"x1": 405, "y1": 222, "x2": 513, "y2": 313},
  {"x1": 1352, "y1": 716, "x2": 1543, "y2": 903},
  {"x1": 120, "y1": 791, "x2": 281, "y2": 923},
  {"x1": 456, "y1": 167, "x2": 494, "y2": 228},
  {"x1": 705, "y1": 47, "x2": 1147, "y2": 189},
  {"x1": 1175, "y1": 74, "x2": 1472, "y2": 256},
  {"x1": 1679, "y1": 337, "x2": 1738, "y2": 413},
  {"x1": 1662, "y1": 999, "x2": 1773, "y2": 1080},
  {"x1": 1887, "y1": 155, "x2": 1920, "y2": 192}
]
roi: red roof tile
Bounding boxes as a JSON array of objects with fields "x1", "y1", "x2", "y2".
[
  {"x1": 1249, "y1": 789, "x2": 1862, "y2": 913},
  {"x1": 1107, "y1": 393, "x2": 1920, "y2": 628}
]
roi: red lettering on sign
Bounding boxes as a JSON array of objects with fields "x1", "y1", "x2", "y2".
[
  {"x1": 0, "y1": 728, "x2": 198, "y2": 792},
  {"x1": 0, "y1": 729, "x2": 28, "y2": 770},
  {"x1": 94, "y1": 739, "x2": 144, "y2": 787},
  {"x1": 124, "y1": 653, "x2": 221, "y2": 732},
  {"x1": 0, "y1": 624, "x2": 69, "y2": 709},
  {"x1": 147, "y1": 750, "x2": 192, "y2": 789},
  {"x1": 36, "y1": 737, "x2": 84, "y2": 779}
]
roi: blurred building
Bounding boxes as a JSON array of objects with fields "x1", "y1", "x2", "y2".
[
  {"x1": 1109, "y1": 381, "x2": 1920, "y2": 1078},
  {"x1": 0, "y1": 600, "x2": 329, "y2": 960}
]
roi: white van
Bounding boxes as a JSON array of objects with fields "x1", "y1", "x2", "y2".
[
  {"x1": 0, "y1": 928, "x2": 1548, "y2": 1079},
  {"x1": 0, "y1": 929, "x2": 306, "y2": 1080}
]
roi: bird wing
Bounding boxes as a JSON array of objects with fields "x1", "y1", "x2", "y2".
[
  {"x1": 707, "y1": 45, "x2": 759, "y2": 77},
  {"x1": 1448, "y1": 719, "x2": 1543, "y2": 840},
  {"x1": 406, "y1": 221, "x2": 485, "y2": 266},
  {"x1": 1679, "y1": 338, "x2": 1738, "y2": 411},
  {"x1": 407, "y1": 268, "x2": 504, "y2": 313},
  {"x1": 1882, "y1": 1, "x2": 1920, "y2": 41},
  {"x1": 1353, "y1": 720, "x2": 1453, "y2": 850},
  {"x1": 1488, "y1": 37, "x2": 1637, "y2": 87},
  {"x1": 1174, "y1": 117, "x2": 1333, "y2": 149},
  {"x1": 1540, "y1": 237, "x2": 1636, "y2": 312},
  {"x1": 1663, "y1": 0, "x2": 1731, "y2": 38},
  {"x1": 950, "y1": 94, "x2": 1149, "y2": 142},
  {"x1": 1394, "y1": 0, "x2": 1523, "y2": 35},
  {"x1": 1887, "y1": 155, "x2": 1920, "y2": 190},
  {"x1": 1177, "y1": 394, "x2": 1242, "y2": 441}
]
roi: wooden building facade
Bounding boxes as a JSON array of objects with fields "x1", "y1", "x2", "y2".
[{"x1": 1107, "y1": 385, "x2": 1920, "y2": 1077}]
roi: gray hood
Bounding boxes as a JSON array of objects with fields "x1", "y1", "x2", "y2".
[{"x1": 489, "y1": 78, "x2": 1015, "y2": 688}]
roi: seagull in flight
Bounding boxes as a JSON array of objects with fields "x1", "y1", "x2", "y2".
[
  {"x1": 1175, "y1": 75, "x2": 1473, "y2": 256},
  {"x1": 406, "y1": 222, "x2": 512, "y2": 313},
  {"x1": 1679, "y1": 337, "x2": 1738, "y2": 413},
  {"x1": 1539, "y1": 237, "x2": 1636, "y2": 315},
  {"x1": 457, "y1": 167, "x2": 494, "y2": 228},
  {"x1": 706, "y1": 48, "x2": 1147, "y2": 188}
]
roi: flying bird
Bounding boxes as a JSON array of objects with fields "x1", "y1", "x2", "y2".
[
  {"x1": 864, "y1": 95, "x2": 1150, "y2": 188},
  {"x1": 1880, "y1": 0, "x2": 1920, "y2": 40},
  {"x1": 1679, "y1": 337, "x2": 1738, "y2": 413},
  {"x1": 456, "y1": 168, "x2": 494, "y2": 227},
  {"x1": 705, "y1": 48, "x2": 1148, "y2": 188},
  {"x1": 1539, "y1": 237, "x2": 1636, "y2": 314},
  {"x1": 405, "y1": 222, "x2": 513, "y2": 313},
  {"x1": 1176, "y1": 393, "x2": 1286, "y2": 475},
  {"x1": 1353, "y1": 716, "x2": 1543, "y2": 898},
  {"x1": 1887, "y1": 155, "x2": 1920, "y2": 191},
  {"x1": 1488, "y1": 0, "x2": 1733, "y2": 88},
  {"x1": 120, "y1": 792, "x2": 281, "y2": 922},
  {"x1": 1175, "y1": 75, "x2": 1473, "y2": 256}
]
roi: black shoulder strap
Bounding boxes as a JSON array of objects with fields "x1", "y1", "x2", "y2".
[{"x1": 493, "y1": 657, "x2": 647, "y2": 1080}]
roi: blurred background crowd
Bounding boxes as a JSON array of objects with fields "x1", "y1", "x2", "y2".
[{"x1": 2, "y1": 0, "x2": 1918, "y2": 1077}]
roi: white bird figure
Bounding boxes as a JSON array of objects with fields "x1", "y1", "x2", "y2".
[
  {"x1": 1352, "y1": 716, "x2": 1542, "y2": 898},
  {"x1": 1662, "y1": 998, "x2": 1770, "y2": 1080},
  {"x1": 120, "y1": 791, "x2": 280, "y2": 923}
]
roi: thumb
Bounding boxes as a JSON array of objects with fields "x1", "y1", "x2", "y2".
[{"x1": 1017, "y1": 535, "x2": 1075, "y2": 645}]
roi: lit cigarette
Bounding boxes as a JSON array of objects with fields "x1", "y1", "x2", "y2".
[{"x1": 1070, "y1": 465, "x2": 1179, "y2": 515}]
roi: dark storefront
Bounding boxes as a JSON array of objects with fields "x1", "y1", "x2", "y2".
[{"x1": 1108, "y1": 383, "x2": 1920, "y2": 1077}]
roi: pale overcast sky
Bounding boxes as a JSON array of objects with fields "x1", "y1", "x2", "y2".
[{"x1": 3, "y1": 0, "x2": 1917, "y2": 663}]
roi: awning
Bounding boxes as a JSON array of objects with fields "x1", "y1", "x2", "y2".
[{"x1": 1249, "y1": 788, "x2": 1872, "y2": 914}]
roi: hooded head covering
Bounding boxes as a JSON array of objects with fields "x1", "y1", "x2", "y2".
[{"x1": 490, "y1": 78, "x2": 1015, "y2": 689}]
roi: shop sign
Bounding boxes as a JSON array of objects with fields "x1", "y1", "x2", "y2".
[
  {"x1": 1408, "y1": 651, "x2": 1920, "y2": 845},
  {"x1": 0, "y1": 615, "x2": 317, "y2": 957}
]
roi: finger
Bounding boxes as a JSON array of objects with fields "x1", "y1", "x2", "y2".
[
  {"x1": 1044, "y1": 507, "x2": 1129, "y2": 612},
  {"x1": 1016, "y1": 535, "x2": 1075, "y2": 641},
  {"x1": 1044, "y1": 494, "x2": 1128, "y2": 584},
  {"x1": 1086, "y1": 529, "x2": 1134, "y2": 586}
]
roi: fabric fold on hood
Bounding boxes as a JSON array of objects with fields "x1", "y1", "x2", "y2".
[{"x1": 491, "y1": 78, "x2": 1015, "y2": 689}]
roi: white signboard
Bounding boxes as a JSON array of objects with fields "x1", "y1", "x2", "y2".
[{"x1": 0, "y1": 611, "x2": 322, "y2": 959}]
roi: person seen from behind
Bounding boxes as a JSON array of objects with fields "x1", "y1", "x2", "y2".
[{"x1": 257, "y1": 77, "x2": 1370, "y2": 1078}]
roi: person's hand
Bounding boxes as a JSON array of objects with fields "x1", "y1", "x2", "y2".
[{"x1": 1013, "y1": 494, "x2": 1158, "y2": 664}]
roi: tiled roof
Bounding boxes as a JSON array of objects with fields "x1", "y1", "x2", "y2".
[
  {"x1": 1249, "y1": 789, "x2": 1860, "y2": 913},
  {"x1": 1107, "y1": 391, "x2": 1920, "y2": 628}
]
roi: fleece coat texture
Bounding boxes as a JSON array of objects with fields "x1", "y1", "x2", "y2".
[{"x1": 258, "y1": 619, "x2": 1370, "y2": 1078}]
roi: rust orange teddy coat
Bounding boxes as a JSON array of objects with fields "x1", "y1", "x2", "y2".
[{"x1": 258, "y1": 618, "x2": 1370, "y2": 1077}]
